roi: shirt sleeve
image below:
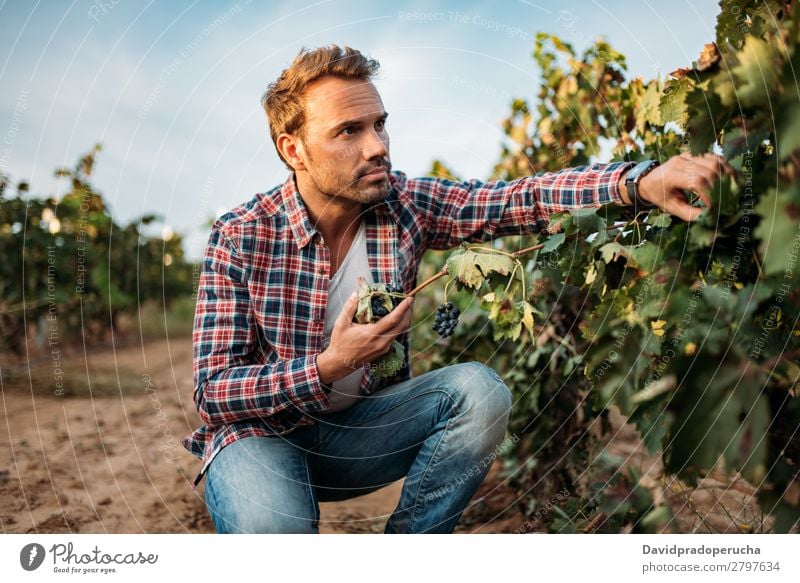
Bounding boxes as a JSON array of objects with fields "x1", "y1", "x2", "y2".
[
  {"x1": 407, "y1": 161, "x2": 634, "y2": 250},
  {"x1": 192, "y1": 227, "x2": 331, "y2": 427}
]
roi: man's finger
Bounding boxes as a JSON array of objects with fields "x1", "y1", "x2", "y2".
[
  {"x1": 665, "y1": 194, "x2": 703, "y2": 222},
  {"x1": 676, "y1": 169, "x2": 714, "y2": 209},
  {"x1": 336, "y1": 291, "x2": 360, "y2": 329},
  {"x1": 381, "y1": 307, "x2": 413, "y2": 338},
  {"x1": 693, "y1": 157, "x2": 729, "y2": 191},
  {"x1": 371, "y1": 296, "x2": 414, "y2": 333},
  {"x1": 701, "y1": 152, "x2": 735, "y2": 177}
]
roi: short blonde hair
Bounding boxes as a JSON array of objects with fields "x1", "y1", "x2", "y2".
[{"x1": 261, "y1": 45, "x2": 380, "y2": 168}]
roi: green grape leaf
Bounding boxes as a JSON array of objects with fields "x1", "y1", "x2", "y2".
[
  {"x1": 686, "y1": 85, "x2": 725, "y2": 154},
  {"x1": 754, "y1": 185, "x2": 800, "y2": 276},
  {"x1": 664, "y1": 355, "x2": 769, "y2": 485},
  {"x1": 715, "y1": 0, "x2": 750, "y2": 48},
  {"x1": 637, "y1": 80, "x2": 662, "y2": 133},
  {"x1": 660, "y1": 77, "x2": 691, "y2": 127},
  {"x1": 647, "y1": 209, "x2": 672, "y2": 228},
  {"x1": 599, "y1": 241, "x2": 627, "y2": 263},
  {"x1": 777, "y1": 100, "x2": 800, "y2": 158},
  {"x1": 371, "y1": 340, "x2": 406, "y2": 379},
  {"x1": 548, "y1": 211, "x2": 570, "y2": 232},
  {"x1": 571, "y1": 208, "x2": 607, "y2": 235},
  {"x1": 628, "y1": 241, "x2": 661, "y2": 271},
  {"x1": 729, "y1": 35, "x2": 781, "y2": 108},
  {"x1": 540, "y1": 232, "x2": 566, "y2": 254}
]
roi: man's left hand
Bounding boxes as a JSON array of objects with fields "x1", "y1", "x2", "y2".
[{"x1": 619, "y1": 152, "x2": 736, "y2": 222}]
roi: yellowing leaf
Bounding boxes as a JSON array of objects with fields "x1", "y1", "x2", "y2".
[
  {"x1": 585, "y1": 262, "x2": 598, "y2": 285},
  {"x1": 372, "y1": 340, "x2": 406, "y2": 379},
  {"x1": 446, "y1": 247, "x2": 516, "y2": 289},
  {"x1": 696, "y1": 42, "x2": 721, "y2": 72},
  {"x1": 521, "y1": 302, "x2": 535, "y2": 337}
]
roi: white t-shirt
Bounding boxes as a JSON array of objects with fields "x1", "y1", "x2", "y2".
[{"x1": 321, "y1": 219, "x2": 371, "y2": 412}]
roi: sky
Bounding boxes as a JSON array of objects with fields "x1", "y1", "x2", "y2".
[{"x1": 0, "y1": 0, "x2": 722, "y2": 259}]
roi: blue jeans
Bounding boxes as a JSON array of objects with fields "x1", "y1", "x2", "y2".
[{"x1": 203, "y1": 362, "x2": 513, "y2": 533}]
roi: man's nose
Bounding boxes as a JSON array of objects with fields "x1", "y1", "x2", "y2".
[{"x1": 361, "y1": 129, "x2": 388, "y2": 160}]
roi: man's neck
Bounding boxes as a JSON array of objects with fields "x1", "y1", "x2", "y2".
[{"x1": 293, "y1": 172, "x2": 363, "y2": 245}]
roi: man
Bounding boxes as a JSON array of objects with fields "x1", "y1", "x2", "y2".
[{"x1": 181, "y1": 45, "x2": 732, "y2": 534}]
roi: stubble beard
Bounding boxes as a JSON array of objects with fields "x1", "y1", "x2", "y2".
[{"x1": 305, "y1": 152, "x2": 392, "y2": 205}]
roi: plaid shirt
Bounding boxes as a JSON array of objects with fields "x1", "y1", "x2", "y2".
[{"x1": 181, "y1": 162, "x2": 633, "y2": 489}]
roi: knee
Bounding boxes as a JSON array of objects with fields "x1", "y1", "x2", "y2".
[
  {"x1": 207, "y1": 498, "x2": 319, "y2": 534},
  {"x1": 443, "y1": 362, "x2": 513, "y2": 423},
  {"x1": 205, "y1": 470, "x2": 319, "y2": 534},
  {"x1": 231, "y1": 511, "x2": 318, "y2": 534}
]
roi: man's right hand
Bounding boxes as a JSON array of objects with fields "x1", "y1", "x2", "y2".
[{"x1": 316, "y1": 291, "x2": 414, "y2": 384}]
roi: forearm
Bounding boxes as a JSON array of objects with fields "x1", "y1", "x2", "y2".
[
  {"x1": 194, "y1": 354, "x2": 331, "y2": 426},
  {"x1": 413, "y1": 161, "x2": 634, "y2": 250},
  {"x1": 316, "y1": 348, "x2": 359, "y2": 385},
  {"x1": 529, "y1": 161, "x2": 634, "y2": 216}
]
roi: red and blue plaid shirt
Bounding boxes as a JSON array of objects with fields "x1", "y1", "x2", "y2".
[{"x1": 181, "y1": 163, "x2": 633, "y2": 489}]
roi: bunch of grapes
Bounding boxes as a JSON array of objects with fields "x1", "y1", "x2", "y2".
[
  {"x1": 432, "y1": 302, "x2": 460, "y2": 337},
  {"x1": 370, "y1": 295, "x2": 391, "y2": 318},
  {"x1": 359, "y1": 281, "x2": 406, "y2": 322},
  {"x1": 385, "y1": 283, "x2": 404, "y2": 308}
]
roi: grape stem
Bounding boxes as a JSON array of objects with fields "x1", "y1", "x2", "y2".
[{"x1": 408, "y1": 268, "x2": 449, "y2": 297}]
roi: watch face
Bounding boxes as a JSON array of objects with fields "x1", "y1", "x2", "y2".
[{"x1": 626, "y1": 161, "x2": 658, "y2": 185}]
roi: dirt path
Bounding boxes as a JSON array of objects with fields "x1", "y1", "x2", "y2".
[{"x1": 0, "y1": 336, "x2": 523, "y2": 533}]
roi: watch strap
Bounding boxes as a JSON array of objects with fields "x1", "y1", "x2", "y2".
[{"x1": 625, "y1": 161, "x2": 660, "y2": 212}]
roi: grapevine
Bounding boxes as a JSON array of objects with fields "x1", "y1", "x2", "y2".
[
  {"x1": 415, "y1": 0, "x2": 800, "y2": 532},
  {"x1": 356, "y1": 217, "x2": 644, "y2": 376}
]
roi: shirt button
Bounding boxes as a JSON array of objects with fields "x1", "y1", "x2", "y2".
[{"x1": 318, "y1": 267, "x2": 327, "y2": 275}]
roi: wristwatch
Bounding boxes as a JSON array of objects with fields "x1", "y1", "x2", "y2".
[{"x1": 624, "y1": 160, "x2": 660, "y2": 212}]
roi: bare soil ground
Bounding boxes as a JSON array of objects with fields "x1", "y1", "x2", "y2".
[
  {"x1": 0, "y1": 336, "x2": 523, "y2": 533},
  {"x1": 0, "y1": 336, "x2": 764, "y2": 534}
]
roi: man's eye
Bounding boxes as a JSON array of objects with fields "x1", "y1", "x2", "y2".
[
  {"x1": 340, "y1": 127, "x2": 355, "y2": 136},
  {"x1": 375, "y1": 120, "x2": 386, "y2": 131}
]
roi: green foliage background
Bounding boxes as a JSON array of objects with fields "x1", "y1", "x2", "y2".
[{"x1": 0, "y1": 145, "x2": 195, "y2": 354}]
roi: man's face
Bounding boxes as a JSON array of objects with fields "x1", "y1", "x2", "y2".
[{"x1": 295, "y1": 76, "x2": 391, "y2": 204}]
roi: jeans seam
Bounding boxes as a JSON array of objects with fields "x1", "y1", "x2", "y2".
[
  {"x1": 303, "y1": 449, "x2": 320, "y2": 532},
  {"x1": 407, "y1": 413, "x2": 457, "y2": 533},
  {"x1": 205, "y1": 467, "x2": 226, "y2": 533}
]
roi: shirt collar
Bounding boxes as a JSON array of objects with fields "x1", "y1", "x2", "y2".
[
  {"x1": 280, "y1": 174, "x2": 317, "y2": 249},
  {"x1": 280, "y1": 172, "x2": 401, "y2": 249}
]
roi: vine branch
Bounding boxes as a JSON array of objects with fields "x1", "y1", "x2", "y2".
[{"x1": 407, "y1": 216, "x2": 644, "y2": 297}]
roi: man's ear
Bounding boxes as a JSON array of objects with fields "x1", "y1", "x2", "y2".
[{"x1": 276, "y1": 133, "x2": 307, "y2": 171}]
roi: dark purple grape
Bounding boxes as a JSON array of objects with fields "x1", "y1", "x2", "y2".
[{"x1": 433, "y1": 301, "x2": 459, "y2": 338}]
